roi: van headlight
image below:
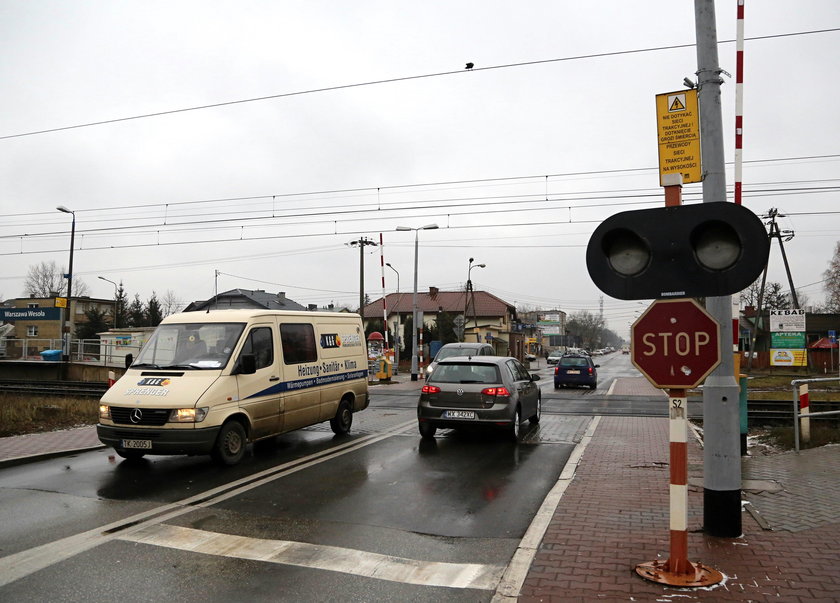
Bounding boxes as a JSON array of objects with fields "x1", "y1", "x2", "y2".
[
  {"x1": 99, "y1": 405, "x2": 111, "y2": 420},
  {"x1": 168, "y1": 407, "x2": 209, "y2": 423}
]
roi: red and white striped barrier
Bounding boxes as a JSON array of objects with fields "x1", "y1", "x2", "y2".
[
  {"x1": 734, "y1": 0, "x2": 745, "y2": 205},
  {"x1": 799, "y1": 383, "x2": 811, "y2": 443}
]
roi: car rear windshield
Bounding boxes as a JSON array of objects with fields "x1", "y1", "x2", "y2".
[
  {"x1": 560, "y1": 357, "x2": 589, "y2": 367},
  {"x1": 430, "y1": 363, "x2": 500, "y2": 384}
]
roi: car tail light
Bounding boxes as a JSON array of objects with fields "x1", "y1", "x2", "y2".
[
  {"x1": 588, "y1": 367, "x2": 594, "y2": 375},
  {"x1": 421, "y1": 385, "x2": 441, "y2": 394},
  {"x1": 554, "y1": 367, "x2": 559, "y2": 375},
  {"x1": 481, "y1": 387, "x2": 511, "y2": 397}
]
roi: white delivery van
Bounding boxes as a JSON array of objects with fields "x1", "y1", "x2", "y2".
[{"x1": 97, "y1": 310, "x2": 369, "y2": 465}]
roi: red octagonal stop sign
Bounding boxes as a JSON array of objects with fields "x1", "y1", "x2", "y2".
[{"x1": 631, "y1": 299, "x2": 721, "y2": 389}]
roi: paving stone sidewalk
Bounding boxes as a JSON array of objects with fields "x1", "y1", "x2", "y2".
[{"x1": 519, "y1": 416, "x2": 840, "y2": 602}]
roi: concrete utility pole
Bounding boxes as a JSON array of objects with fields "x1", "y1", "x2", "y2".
[
  {"x1": 348, "y1": 237, "x2": 378, "y2": 314},
  {"x1": 695, "y1": 0, "x2": 742, "y2": 538}
]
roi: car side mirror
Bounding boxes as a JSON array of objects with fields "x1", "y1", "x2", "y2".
[
  {"x1": 595, "y1": 364, "x2": 600, "y2": 368},
  {"x1": 530, "y1": 374, "x2": 540, "y2": 381},
  {"x1": 124, "y1": 353, "x2": 133, "y2": 369},
  {"x1": 235, "y1": 354, "x2": 257, "y2": 375}
]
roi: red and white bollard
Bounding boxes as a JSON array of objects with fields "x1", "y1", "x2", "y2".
[
  {"x1": 799, "y1": 383, "x2": 811, "y2": 444},
  {"x1": 107, "y1": 370, "x2": 116, "y2": 388},
  {"x1": 636, "y1": 389, "x2": 723, "y2": 587}
]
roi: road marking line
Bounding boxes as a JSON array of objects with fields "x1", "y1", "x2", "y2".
[
  {"x1": 0, "y1": 419, "x2": 415, "y2": 588},
  {"x1": 606, "y1": 378, "x2": 617, "y2": 396},
  {"x1": 491, "y1": 415, "x2": 602, "y2": 601},
  {"x1": 120, "y1": 524, "x2": 505, "y2": 590}
]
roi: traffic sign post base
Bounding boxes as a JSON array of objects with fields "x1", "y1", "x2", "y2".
[
  {"x1": 635, "y1": 559, "x2": 723, "y2": 587},
  {"x1": 633, "y1": 387, "x2": 724, "y2": 589}
]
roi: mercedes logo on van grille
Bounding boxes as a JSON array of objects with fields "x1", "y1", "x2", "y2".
[
  {"x1": 130, "y1": 408, "x2": 143, "y2": 424},
  {"x1": 456, "y1": 388, "x2": 464, "y2": 396}
]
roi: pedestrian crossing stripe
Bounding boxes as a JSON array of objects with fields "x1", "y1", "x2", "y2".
[{"x1": 669, "y1": 94, "x2": 686, "y2": 112}]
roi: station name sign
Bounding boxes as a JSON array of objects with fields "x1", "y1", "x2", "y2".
[{"x1": 0, "y1": 308, "x2": 62, "y2": 321}]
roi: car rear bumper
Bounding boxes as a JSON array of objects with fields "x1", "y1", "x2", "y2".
[{"x1": 417, "y1": 401, "x2": 515, "y2": 427}]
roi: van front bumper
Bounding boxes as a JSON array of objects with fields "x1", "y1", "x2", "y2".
[{"x1": 97, "y1": 424, "x2": 222, "y2": 455}]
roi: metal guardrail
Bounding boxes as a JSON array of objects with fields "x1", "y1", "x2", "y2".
[
  {"x1": 792, "y1": 377, "x2": 840, "y2": 452},
  {"x1": 0, "y1": 338, "x2": 143, "y2": 367}
]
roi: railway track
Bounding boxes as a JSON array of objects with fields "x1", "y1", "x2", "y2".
[{"x1": 0, "y1": 380, "x2": 109, "y2": 398}]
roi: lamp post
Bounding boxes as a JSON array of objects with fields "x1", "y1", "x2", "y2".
[
  {"x1": 98, "y1": 276, "x2": 119, "y2": 328},
  {"x1": 464, "y1": 257, "x2": 486, "y2": 342},
  {"x1": 396, "y1": 224, "x2": 438, "y2": 381},
  {"x1": 56, "y1": 206, "x2": 75, "y2": 359},
  {"x1": 385, "y1": 262, "x2": 400, "y2": 374}
]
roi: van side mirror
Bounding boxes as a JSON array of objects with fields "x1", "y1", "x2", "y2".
[
  {"x1": 124, "y1": 353, "x2": 133, "y2": 369},
  {"x1": 235, "y1": 354, "x2": 257, "y2": 375},
  {"x1": 530, "y1": 374, "x2": 540, "y2": 381}
]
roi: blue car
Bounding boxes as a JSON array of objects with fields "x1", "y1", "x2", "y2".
[{"x1": 554, "y1": 354, "x2": 599, "y2": 390}]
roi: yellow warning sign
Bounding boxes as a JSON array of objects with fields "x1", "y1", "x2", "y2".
[
  {"x1": 54, "y1": 297, "x2": 67, "y2": 308},
  {"x1": 655, "y1": 89, "x2": 701, "y2": 185}
]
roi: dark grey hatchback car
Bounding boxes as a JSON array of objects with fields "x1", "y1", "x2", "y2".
[{"x1": 417, "y1": 356, "x2": 541, "y2": 441}]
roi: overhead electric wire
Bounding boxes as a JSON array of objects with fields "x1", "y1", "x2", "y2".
[{"x1": 1, "y1": 28, "x2": 837, "y2": 141}]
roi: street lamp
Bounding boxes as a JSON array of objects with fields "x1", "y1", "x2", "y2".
[
  {"x1": 56, "y1": 206, "x2": 75, "y2": 358},
  {"x1": 396, "y1": 223, "x2": 438, "y2": 381},
  {"x1": 385, "y1": 262, "x2": 400, "y2": 374},
  {"x1": 463, "y1": 258, "x2": 486, "y2": 342},
  {"x1": 98, "y1": 276, "x2": 119, "y2": 328}
]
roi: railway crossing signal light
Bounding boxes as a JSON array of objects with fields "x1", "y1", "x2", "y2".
[{"x1": 586, "y1": 203, "x2": 770, "y2": 300}]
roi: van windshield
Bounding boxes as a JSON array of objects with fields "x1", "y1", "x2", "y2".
[{"x1": 133, "y1": 322, "x2": 245, "y2": 370}]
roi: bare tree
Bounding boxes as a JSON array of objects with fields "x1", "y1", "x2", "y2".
[
  {"x1": 824, "y1": 241, "x2": 840, "y2": 312},
  {"x1": 160, "y1": 289, "x2": 182, "y2": 316},
  {"x1": 566, "y1": 310, "x2": 606, "y2": 350},
  {"x1": 23, "y1": 261, "x2": 89, "y2": 297}
]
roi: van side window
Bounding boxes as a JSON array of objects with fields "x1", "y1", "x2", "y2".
[
  {"x1": 241, "y1": 327, "x2": 274, "y2": 370},
  {"x1": 280, "y1": 323, "x2": 317, "y2": 364}
]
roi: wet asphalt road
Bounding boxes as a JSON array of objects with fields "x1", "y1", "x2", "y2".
[{"x1": 0, "y1": 353, "x2": 648, "y2": 601}]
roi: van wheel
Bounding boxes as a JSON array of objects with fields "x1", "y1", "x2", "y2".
[
  {"x1": 418, "y1": 422, "x2": 437, "y2": 439},
  {"x1": 211, "y1": 420, "x2": 247, "y2": 466},
  {"x1": 115, "y1": 449, "x2": 146, "y2": 461},
  {"x1": 330, "y1": 400, "x2": 353, "y2": 435}
]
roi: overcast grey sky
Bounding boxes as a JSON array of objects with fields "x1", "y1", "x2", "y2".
[{"x1": 1, "y1": 1, "x2": 837, "y2": 337}]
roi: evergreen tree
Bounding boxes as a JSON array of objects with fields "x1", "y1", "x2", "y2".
[
  {"x1": 75, "y1": 307, "x2": 110, "y2": 340},
  {"x1": 433, "y1": 311, "x2": 459, "y2": 345},
  {"x1": 114, "y1": 281, "x2": 128, "y2": 328},
  {"x1": 126, "y1": 294, "x2": 146, "y2": 327},
  {"x1": 146, "y1": 292, "x2": 163, "y2": 326}
]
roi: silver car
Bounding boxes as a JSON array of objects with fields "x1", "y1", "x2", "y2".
[
  {"x1": 425, "y1": 342, "x2": 495, "y2": 377},
  {"x1": 417, "y1": 356, "x2": 541, "y2": 441}
]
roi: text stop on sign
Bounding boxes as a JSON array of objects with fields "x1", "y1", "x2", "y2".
[
  {"x1": 641, "y1": 331, "x2": 712, "y2": 357},
  {"x1": 632, "y1": 299, "x2": 721, "y2": 389}
]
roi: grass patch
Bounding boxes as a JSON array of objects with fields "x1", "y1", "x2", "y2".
[
  {"x1": 0, "y1": 394, "x2": 99, "y2": 438},
  {"x1": 754, "y1": 423, "x2": 840, "y2": 451},
  {"x1": 744, "y1": 371, "x2": 840, "y2": 401}
]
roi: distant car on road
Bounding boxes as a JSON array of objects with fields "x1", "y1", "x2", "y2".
[
  {"x1": 547, "y1": 350, "x2": 564, "y2": 365},
  {"x1": 554, "y1": 354, "x2": 599, "y2": 390},
  {"x1": 425, "y1": 342, "x2": 495, "y2": 377},
  {"x1": 418, "y1": 356, "x2": 541, "y2": 441}
]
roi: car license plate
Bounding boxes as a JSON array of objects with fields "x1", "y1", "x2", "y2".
[
  {"x1": 121, "y1": 439, "x2": 152, "y2": 449},
  {"x1": 566, "y1": 370, "x2": 581, "y2": 374},
  {"x1": 443, "y1": 410, "x2": 476, "y2": 420}
]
